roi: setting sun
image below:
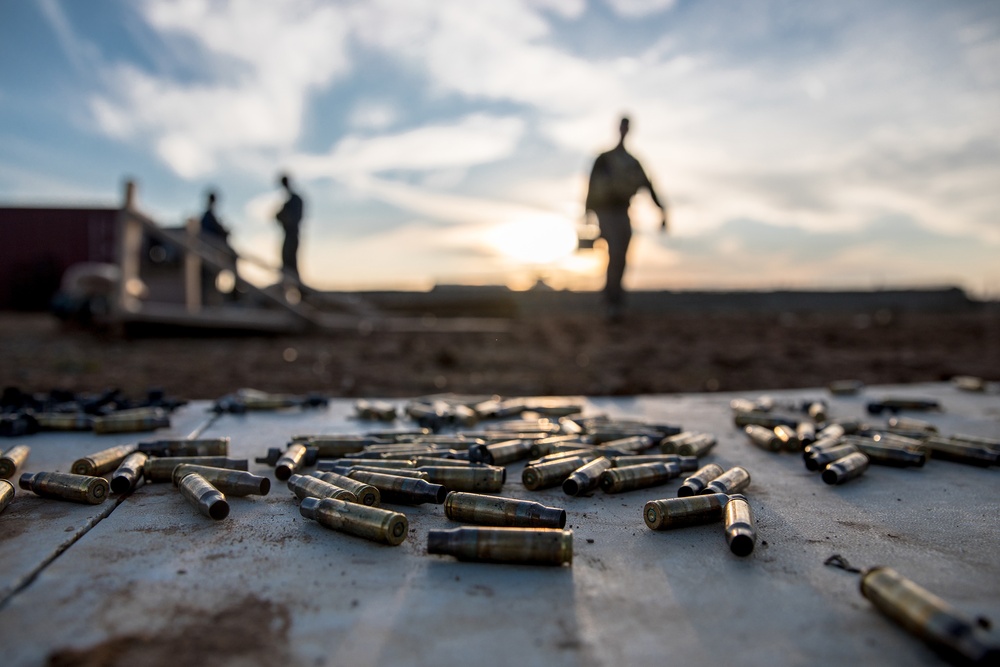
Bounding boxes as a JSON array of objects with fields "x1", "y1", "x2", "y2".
[{"x1": 485, "y1": 217, "x2": 579, "y2": 265}]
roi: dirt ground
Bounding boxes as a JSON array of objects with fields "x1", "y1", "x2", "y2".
[{"x1": 1, "y1": 307, "x2": 998, "y2": 402}]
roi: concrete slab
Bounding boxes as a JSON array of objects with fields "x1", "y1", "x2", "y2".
[
  {"x1": 0, "y1": 384, "x2": 997, "y2": 667},
  {"x1": 0, "y1": 406, "x2": 215, "y2": 601}
]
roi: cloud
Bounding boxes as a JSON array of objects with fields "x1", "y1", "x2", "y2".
[{"x1": 603, "y1": 0, "x2": 678, "y2": 19}]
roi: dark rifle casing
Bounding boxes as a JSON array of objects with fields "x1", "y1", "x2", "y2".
[
  {"x1": 345, "y1": 469, "x2": 447, "y2": 504},
  {"x1": 822, "y1": 452, "x2": 870, "y2": 485},
  {"x1": 72, "y1": 443, "x2": 137, "y2": 476},
  {"x1": 417, "y1": 465, "x2": 506, "y2": 493},
  {"x1": 110, "y1": 452, "x2": 149, "y2": 494},
  {"x1": 287, "y1": 474, "x2": 357, "y2": 502},
  {"x1": 599, "y1": 462, "x2": 679, "y2": 494},
  {"x1": 677, "y1": 463, "x2": 725, "y2": 497},
  {"x1": 522, "y1": 456, "x2": 586, "y2": 491},
  {"x1": 703, "y1": 466, "x2": 751, "y2": 495},
  {"x1": 178, "y1": 472, "x2": 229, "y2": 520},
  {"x1": 0, "y1": 478, "x2": 15, "y2": 513},
  {"x1": 174, "y1": 464, "x2": 271, "y2": 496},
  {"x1": 444, "y1": 491, "x2": 566, "y2": 528},
  {"x1": 300, "y1": 496, "x2": 408, "y2": 545},
  {"x1": 144, "y1": 456, "x2": 249, "y2": 482},
  {"x1": 644, "y1": 493, "x2": 730, "y2": 530},
  {"x1": 427, "y1": 526, "x2": 572, "y2": 566},
  {"x1": 0, "y1": 444, "x2": 31, "y2": 478},
  {"x1": 724, "y1": 494, "x2": 757, "y2": 556},
  {"x1": 563, "y1": 457, "x2": 612, "y2": 496},
  {"x1": 312, "y1": 471, "x2": 380, "y2": 505},
  {"x1": 19, "y1": 471, "x2": 109, "y2": 505}
]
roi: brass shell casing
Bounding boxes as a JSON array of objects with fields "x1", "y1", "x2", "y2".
[
  {"x1": 724, "y1": 494, "x2": 757, "y2": 556},
  {"x1": 822, "y1": 452, "x2": 870, "y2": 485},
  {"x1": 300, "y1": 496, "x2": 408, "y2": 546},
  {"x1": 643, "y1": 493, "x2": 729, "y2": 530},
  {"x1": 287, "y1": 474, "x2": 357, "y2": 502},
  {"x1": 599, "y1": 462, "x2": 679, "y2": 494},
  {"x1": 427, "y1": 526, "x2": 572, "y2": 565},
  {"x1": 312, "y1": 471, "x2": 380, "y2": 506},
  {"x1": 703, "y1": 466, "x2": 751, "y2": 495},
  {"x1": 418, "y1": 465, "x2": 506, "y2": 493},
  {"x1": 0, "y1": 444, "x2": 31, "y2": 478},
  {"x1": 92, "y1": 408, "x2": 170, "y2": 434},
  {"x1": 178, "y1": 472, "x2": 229, "y2": 520},
  {"x1": 563, "y1": 457, "x2": 612, "y2": 496},
  {"x1": 19, "y1": 471, "x2": 109, "y2": 505},
  {"x1": 345, "y1": 469, "x2": 447, "y2": 504},
  {"x1": 110, "y1": 452, "x2": 149, "y2": 494},
  {"x1": 0, "y1": 478, "x2": 15, "y2": 513},
  {"x1": 444, "y1": 491, "x2": 566, "y2": 528},
  {"x1": 144, "y1": 456, "x2": 248, "y2": 482},
  {"x1": 275, "y1": 443, "x2": 309, "y2": 480},
  {"x1": 675, "y1": 434, "x2": 717, "y2": 457},
  {"x1": 33, "y1": 413, "x2": 94, "y2": 431},
  {"x1": 677, "y1": 463, "x2": 725, "y2": 497},
  {"x1": 72, "y1": 443, "x2": 137, "y2": 476},
  {"x1": 470, "y1": 440, "x2": 533, "y2": 465},
  {"x1": 137, "y1": 438, "x2": 229, "y2": 457},
  {"x1": 745, "y1": 425, "x2": 782, "y2": 452},
  {"x1": 174, "y1": 465, "x2": 270, "y2": 496},
  {"x1": 522, "y1": 457, "x2": 586, "y2": 491}
]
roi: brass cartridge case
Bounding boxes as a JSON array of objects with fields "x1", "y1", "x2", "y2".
[
  {"x1": 144, "y1": 456, "x2": 248, "y2": 482},
  {"x1": 730, "y1": 398, "x2": 762, "y2": 414},
  {"x1": 703, "y1": 466, "x2": 751, "y2": 495},
  {"x1": 427, "y1": 526, "x2": 572, "y2": 566},
  {"x1": 806, "y1": 443, "x2": 860, "y2": 471},
  {"x1": 137, "y1": 438, "x2": 230, "y2": 457},
  {"x1": 0, "y1": 478, "x2": 14, "y2": 513},
  {"x1": 92, "y1": 408, "x2": 170, "y2": 434},
  {"x1": 796, "y1": 421, "x2": 816, "y2": 446},
  {"x1": 444, "y1": 491, "x2": 566, "y2": 528},
  {"x1": 676, "y1": 434, "x2": 717, "y2": 458},
  {"x1": 563, "y1": 457, "x2": 612, "y2": 496},
  {"x1": 822, "y1": 452, "x2": 870, "y2": 485},
  {"x1": 338, "y1": 466, "x2": 429, "y2": 480},
  {"x1": 828, "y1": 379, "x2": 864, "y2": 395},
  {"x1": 678, "y1": 463, "x2": 725, "y2": 497},
  {"x1": 846, "y1": 438, "x2": 926, "y2": 468},
  {"x1": 950, "y1": 433, "x2": 1000, "y2": 451},
  {"x1": 600, "y1": 435, "x2": 654, "y2": 454},
  {"x1": 178, "y1": 472, "x2": 229, "y2": 520},
  {"x1": 305, "y1": 438, "x2": 374, "y2": 457},
  {"x1": 412, "y1": 457, "x2": 471, "y2": 467},
  {"x1": 528, "y1": 435, "x2": 586, "y2": 458},
  {"x1": 773, "y1": 424, "x2": 801, "y2": 452},
  {"x1": 522, "y1": 456, "x2": 586, "y2": 491},
  {"x1": 470, "y1": 439, "x2": 532, "y2": 465},
  {"x1": 886, "y1": 416, "x2": 938, "y2": 434},
  {"x1": 72, "y1": 443, "x2": 137, "y2": 476},
  {"x1": 734, "y1": 411, "x2": 798, "y2": 429},
  {"x1": 724, "y1": 494, "x2": 757, "y2": 556},
  {"x1": 418, "y1": 465, "x2": 505, "y2": 493},
  {"x1": 920, "y1": 437, "x2": 1000, "y2": 467},
  {"x1": 802, "y1": 435, "x2": 845, "y2": 458},
  {"x1": 610, "y1": 455, "x2": 697, "y2": 471},
  {"x1": 0, "y1": 444, "x2": 31, "y2": 478},
  {"x1": 345, "y1": 469, "x2": 447, "y2": 504},
  {"x1": 174, "y1": 465, "x2": 270, "y2": 496},
  {"x1": 19, "y1": 471, "x2": 109, "y2": 504},
  {"x1": 355, "y1": 399, "x2": 397, "y2": 421},
  {"x1": 659, "y1": 431, "x2": 696, "y2": 454},
  {"x1": 860, "y1": 567, "x2": 999, "y2": 665},
  {"x1": 643, "y1": 493, "x2": 729, "y2": 530},
  {"x1": 807, "y1": 401, "x2": 827, "y2": 423},
  {"x1": 318, "y1": 459, "x2": 416, "y2": 470},
  {"x1": 110, "y1": 452, "x2": 148, "y2": 494},
  {"x1": 34, "y1": 412, "x2": 94, "y2": 431},
  {"x1": 312, "y1": 471, "x2": 380, "y2": 506},
  {"x1": 952, "y1": 375, "x2": 986, "y2": 392},
  {"x1": 275, "y1": 443, "x2": 309, "y2": 480},
  {"x1": 300, "y1": 496, "x2": 408, "y2": 545},
  {"x1": 866, "y1": 397, "x2": 940, "y2": 415},
  {"x1": 744, "y1": 425, "x2": 782, "y2": 452},
  {"x1": 600, "y1": 462, "x2": 679, "y2": 494},
  {"x1": 287, "y1": 474, "x2": 357, "y2": 502},
  {"x1": 535, "y1": 448, "x2": 598, "y2": 464}
]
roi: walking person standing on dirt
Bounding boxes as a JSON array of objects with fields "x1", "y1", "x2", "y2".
[
  {"x1": 276, "y1": 173, "x2": 304, "y2": 284},
  {"x1": 585, "y1": 116, "x2": 669, "y2": 321}
]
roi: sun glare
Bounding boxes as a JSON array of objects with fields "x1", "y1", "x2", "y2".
[{"x1": 486, "y1": 217, "x2": 578, "y2": 265}]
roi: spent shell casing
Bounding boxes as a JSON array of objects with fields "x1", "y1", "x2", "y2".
[
  {"x1": 275, "y1": 443, "x2": 309, "y2": 480},
  {"x1": 659, "y1": 431, "x2": 697, "y2": 454},
  {"x1": 806, "y1": 443, "x2": 860, "y2": 471},
  {"x1": 0, "y1": 478, "x2": 14, "y2": 513},
  {"x1": 470, "y1": 439, "x2": 533, "y2": 465},
  {"x1": 773, "y1": 424, "x2": 802, "y2": 452},
  {"x1": 318, "y1": 459, "x2": 416, "y2": 470},
  {"x1": 412, "y1": 456, "x2": 470, "y2": 467},
  {"x1": 355, "y1": 399, "x2": 397, "y2": 421},
  {"x1": 144, "y1": 456, "x2": 248, "y2": 482},
  {"x1": 949, "y1": 433, "x2": 1000, "y2": 451},
  {"x1": 807, "y1": 401, "x2": 828, "y2": 423},
  {"x1": 887, "y1": 416, "x2": 938, "y2": 434},
  {"x1": 92, "y1": 409, "x2": 170, "y2": 434},
  {"x1": 534, "y1": 448, "x2": 598, "y2": 464},
  {"x1": 427, "y1": 526, "x2": 572, "y2": 566},
  {"x1": 417, "y1": 465, "x2": 505, "y2": 493},
  {"x1": 678, "y1": 463, "x2": 725, "y2": 497},
  {"x1": 72, "y1": 443, "x2": 137, "y2": 476},
  {"x1": 828, "y1": 379, "x2": 864, "y2": 395},
  {"x1": 0, "y1": 444, "x2": 31, "y2": 478},
  {"x1": 522, "y1": 456, "x2": 586, "y2": 491},
  {"x1": 724, "y1": 494, "x2": 757, "y2": 556},
  {"x1": 312, "y1": 471, "x2": 380, "y2": 506},
  {"x1": 609, "y1": 454, "x2": 693, "y2": 469},
  {"x1": 703, "y1": 466, "x2": 751, "y2": 495},
  {"x1": 563, "y1": 457, "x2": 612, "y2": 496},
  {"x1": 796, "y1": 421, "x2": 816, "y2": 446},
  {"x1": 600, "y1": 435, "x2": 654, "y2": 454},
  {"x1": 110, "y1": 452, "x2": 148, "y2": 494},
  {"x1": 34, "y1": 412, "x2": 94, "y2": 431},
  {"x1": 860, "y1": 566, "x2": 999, "y2": 665},
  {"x1": 287, "y1": 474, "x2": 357, "y2": 502},
  {"x1": 744, "y1": 425, "x2": 782, "y2": 452},
  {"x1": 174, "y1": 465, "x2": 270, "y2": 496},
  {"x1": 866, "y1": 398, "x2": 941, "y2": 415},
  {"x1": 178, "y1": 472, "x2": 229, "y2": 520},
  {"x1": 19, "y1": 471, "x2": 109, "y2": 504},
  {"x1": 337, "y1": 465, "x2": 429, "y2": 480},
  {"x1": 802, "y1": 435, "x2": 845, "y2": 458},
  {"x1": 921, "y1": 437, "x2": 1000, "y2": 467},
  {"x1": 734, "y1": 411, "x2": 798, "y2": 429},
  {"x1": 600, "y1": 462, "x2": 679, "y2": 494},
  {"x1": 643, "y1": 493, "x2": 730, "y2": 530},
  {"x1": 822, "y1": 452, "x2": 870, "y2": 485},
  {"x1": 676, "y1": 434, "x2": 717, "y2": 457},
  {"x1": 137, "y1": 438, "x2": 229, "y2": 457},
  {"x1": 845, "y1": 438, "x2": 926, "y2": 467},
  {"x1": 299, "y1": 496, "x2": 408, "y2": 545},
  {"x1": 528, "y1": 435, "x2": 586, "y2": 458},
  {"x1": 444, "y1": 491, "x2": 566, "y2": 528},
  {"x1": 345, "y1": 469, "x2": 447, "y2": 504}
]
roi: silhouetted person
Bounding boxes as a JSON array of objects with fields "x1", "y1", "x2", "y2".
[
  {"x1": 585, "y1": 116, "x2": 668, "y2": 321},
  {"x1": 199, "y1": 190, "x2": 238, "y2": 302},
  {"x1": 276, "y1": 173, "x2": 304, "y2": 284}
]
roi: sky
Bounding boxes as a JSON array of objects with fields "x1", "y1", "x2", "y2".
[{"x1": 1, "y1": 0, "x2": 999, "y2": 296}]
